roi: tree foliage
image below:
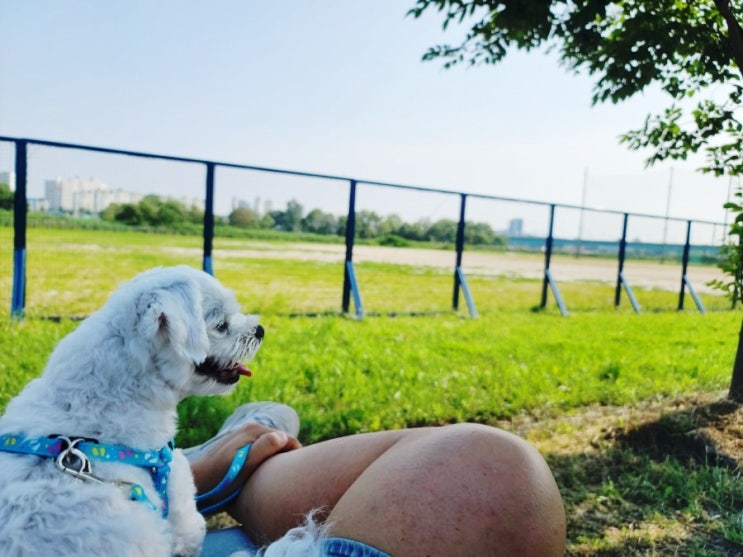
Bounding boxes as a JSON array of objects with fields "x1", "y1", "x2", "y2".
[
  {"x1": 408, "y1": 0, "x2": 743, "y2": 399},
  {"x1": 0, "y1": 183, "x2": 13, "y2": 211},
  {"x1": 229, "y1": 206, "x2": 261, "y2": 229},
  {"x1": 709, "y1": 191, "x2": 743, "y2": 306},
  {"x1": 270, "y1": 199, "x2": 304, "y2": 232},
  {"x1": 100, "y1": 195, "x2": 203, "y2": 227}
]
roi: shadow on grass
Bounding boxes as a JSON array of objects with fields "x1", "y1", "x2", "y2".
[{"x1": 551, "y1": 399, "x2": 743, "y2": 556}]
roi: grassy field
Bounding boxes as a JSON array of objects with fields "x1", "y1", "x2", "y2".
[
  {"x1": 1, "y1": 226, "x2": 742, "y2": 555},
  {"x1": 0, "y1": 226, "x2": 733, "y2": 317}
]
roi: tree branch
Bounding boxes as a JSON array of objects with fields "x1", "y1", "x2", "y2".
[{"x1": 713, "y1": 0, "x2": 743, "y2": 79}]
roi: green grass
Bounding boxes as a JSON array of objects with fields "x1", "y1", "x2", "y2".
[
  {"x1": 3, "y1": 310, "x2": 737, "y2": 444},
  {"x1": 558, "y1": 446, "x2": 743, "y2": 555},
  {"x1": 199, "y1": 309, "x2": 740, "y2": 441},
  {"x1": 0, "y1": 225, "x2": 738, "y2": 444},
  {"x1": 2, "y1": 309, "x2": 741, "y2": 555},
  {"x1": 1, "y1": 226, "x2": 742, "y2": 555}
]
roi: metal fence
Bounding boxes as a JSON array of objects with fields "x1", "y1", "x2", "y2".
[{"x1": 0, "y1": 136, "x2": 731, "y2": 319}]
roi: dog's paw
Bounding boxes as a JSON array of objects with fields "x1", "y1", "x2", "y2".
[
  {"x1": 171, "y1": 513, "x2": 206, "y2": 557},
  {"x1": 172, "y1": 539, "x2": 204, "y2": 557}
]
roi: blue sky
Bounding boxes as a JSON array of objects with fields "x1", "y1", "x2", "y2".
[{"x1": 0, "y1": 1, "x2": 734, "y2": 235}]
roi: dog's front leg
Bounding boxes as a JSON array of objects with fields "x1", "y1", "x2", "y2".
[{"x1": 167, "y1": 450, "x2": 207, "y2": 557}]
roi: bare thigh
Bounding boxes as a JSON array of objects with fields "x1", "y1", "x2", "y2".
[{"x1": 233, "y1": 428, "x2": 425, "y2": 543}]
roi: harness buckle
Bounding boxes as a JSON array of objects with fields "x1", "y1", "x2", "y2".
[{"x1": 54, "y1": 436, "x2": 103, "y2": 484}]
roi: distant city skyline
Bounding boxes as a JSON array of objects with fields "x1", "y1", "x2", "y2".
[{"x1": 1, "y1": 170, "x2": 205, "y2": 216}]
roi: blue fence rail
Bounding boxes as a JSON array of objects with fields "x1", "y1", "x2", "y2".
[{"x1": 0, "y1": 136, "x2": 729, "y2": 319}]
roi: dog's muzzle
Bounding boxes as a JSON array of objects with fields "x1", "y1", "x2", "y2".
[
  {"x1": 195, "y1": 325, "x2": 263, "y2": 384},
  {"x1": 195, "y1": 357, "x2": 252, "y2": 384}
]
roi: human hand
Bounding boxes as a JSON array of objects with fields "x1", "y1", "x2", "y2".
[{"x1": 190, "y1": 423, "x2": 302, "y2": 506}]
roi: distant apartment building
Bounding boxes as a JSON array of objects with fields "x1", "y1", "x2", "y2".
[
  {"x1": 231, "y1": 196, "x2": 273, "y2": 215},
  {"x1": 0, "y1": 171, "x2": 15, "y2": 191},
  {"x1": 1, "y1": 171, "x2": 205, "y2": 216},
  {"x1": 43, "y1": 177, "x2": 204, "y2": 216},
  {"x1": 44, "y1": 177, "x2": 134, "y2": 215},
  {"x1": 231, "y1": 196, "x2": 252, "y2": 211},
  {"x1": 507, "y1": 218, "x2": 524, "y2": 237}
]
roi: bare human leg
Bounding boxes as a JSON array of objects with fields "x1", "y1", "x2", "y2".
[{"x1": 231, "y1": 423, "x2": 566, "y2": 557}]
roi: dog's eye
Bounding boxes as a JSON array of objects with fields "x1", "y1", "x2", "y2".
[{"x1": 216, "y1": 321, "x2": 229, "y2": 333}]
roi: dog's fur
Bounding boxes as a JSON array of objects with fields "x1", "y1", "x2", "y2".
[{"x1": 0, "y1": 266, "x2": 264, "y2": 556}]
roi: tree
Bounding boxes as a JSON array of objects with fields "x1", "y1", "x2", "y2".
[
  {"x1": 186, "y1": 204, "x2": 205, "y2": 225},
  {"x1": 260, "y1": 212, "x2": 276, "y2": 230},
  {"x1": 408, "y1": 0, "x2": 743, "y2": 400},
  {"x1": 138, "y1": 196, "x2": 160, "y2": 226},
  {"x1": 229, "y1": 207, "x2": 261, "y2": 229},
  {"x1": 379, "y1": 214, "x2": 404, "y2": 237},
  {"x1": 271, "y1": 199, "x2": 304, "y2": 232},
  {"x1": 302, "y1": 209, "x2": 338, "y2": 234},
  {"x1": 355, "y1": 210, "x2": 383, "y2": 239},
  {"x1": 157, "y1": 200, "x2": 186, "y2": 226},
  {"x1": 427, "y1": 219, "x2": 458, "y2": 243},
  {"x1": 465, "y1": 221, "x2": 500, "y2": 245},
  {"x1": 111, "y1": 203, "x2": 144, "y2": 226},
  {"x1": 398, "y1": 218, "x2": 431, "y2": 242},
  {"x1": 0, "y1": 183, "x2": 13, "y2": 211}
]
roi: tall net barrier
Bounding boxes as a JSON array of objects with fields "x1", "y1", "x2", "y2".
[
  {"x1": 350, "y1": 184, "x2": 462, "y2": 314},
  {"x1": 15, "y1": 143, "x2": 206, "y2": 317},
  {"x1": 583, "y1": 167, "x2": 730, "y2": 225},
  {"x1": 210, "y1": 166, "x2": 350, "y2": 315},
  {"x1": 1, "y1": 137, "x2": 734, "y2": 318}
]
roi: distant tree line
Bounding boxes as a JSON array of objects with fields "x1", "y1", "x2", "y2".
[
  {"x1": 1, "y1": 190, "x2": 505, "y2": 246},
  {"x1": 228, "y1": 199, "x2": 505, "y2": 245}
]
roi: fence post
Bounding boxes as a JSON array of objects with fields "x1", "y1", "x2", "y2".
[
  {"x1": 452, "y1": 193, "x2": 467, "y2": 310},
  {"x1": 678, "y1": 220, "x2": 692, "y2": 310},
  {"x1": 678, "y1": 219, "x2": 706, "y2": 312},
  {"x1": 11, "y1": 140, "x2": 28, "y2": 320},
  {"x1": 342, "y1": 180, "x2": 357, "y2": 313},
  {"x1": 540, "y1": 204, "x2": 556, "y2": 309},
  {"x1": 202, "y1": 162, "x2": 215, "y2": 275},
  {"x1": 615, "y1": 213, "x2": 629, "y2": 307},
  {"x1": 614, "y1": 213, "x2": 641, "y2": 312}
]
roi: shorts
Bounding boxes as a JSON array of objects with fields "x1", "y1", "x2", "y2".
[{"x1": 200, "y1": 526, "x2": 390, "y2": 557}]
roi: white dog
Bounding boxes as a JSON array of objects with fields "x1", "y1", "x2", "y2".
[{"x1": 0, "y1": 266, "x2": 264, "y2": 556}]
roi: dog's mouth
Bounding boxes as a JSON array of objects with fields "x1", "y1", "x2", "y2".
[{"x1": 195, "y1": 357, "x2": 252, "y2": 385}]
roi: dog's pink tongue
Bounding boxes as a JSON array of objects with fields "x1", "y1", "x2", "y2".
[{"x1": 236, "y1": 363, "x2": 252, "y2": 377}]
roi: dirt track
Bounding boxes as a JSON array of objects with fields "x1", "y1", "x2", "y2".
[{"x1": 217, "y1": 242, "x2": 725, "y2": 294}]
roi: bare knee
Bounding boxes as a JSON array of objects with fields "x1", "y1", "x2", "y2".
[
  {"x1": 328, "y1": 424, "x2": 566, "y2": 556},
  {"x1": 439, "y1": 423, "x2": 567, "y2": 556}
]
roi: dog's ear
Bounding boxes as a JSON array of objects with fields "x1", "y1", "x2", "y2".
[{"x1": 136, "y1": 279, "x2": 208, "y2": 363}]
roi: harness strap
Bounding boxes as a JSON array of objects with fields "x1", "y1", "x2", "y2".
[{"x1": 0, "y1": 433, "x2": 173, "y2": 518}]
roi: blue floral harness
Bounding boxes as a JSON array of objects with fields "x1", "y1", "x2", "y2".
[{"x1": 0, "y1": 433, "x2": 173, "y2": 518}]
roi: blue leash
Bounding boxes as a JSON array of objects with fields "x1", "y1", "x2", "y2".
[
  {"x1": 0, "y1": 433, "x2": 173, "y2": 518},
  {"x1": 195, "y1": 443, "x2": 252, "y2": 515}
]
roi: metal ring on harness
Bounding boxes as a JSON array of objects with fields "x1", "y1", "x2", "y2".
[{"x1": 54, "y1": 436, "x2": 102, "y2": 483}]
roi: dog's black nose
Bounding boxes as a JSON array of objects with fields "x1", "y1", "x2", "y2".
[{"x1": 255, "y1": 325, "x2": 264, "y2": 340}]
